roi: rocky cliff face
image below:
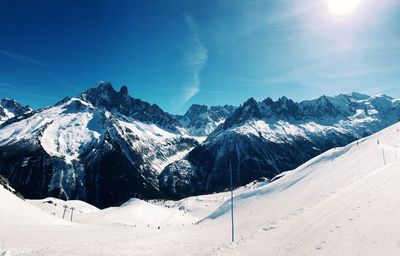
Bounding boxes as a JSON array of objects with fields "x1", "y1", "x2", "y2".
[
  {"x1": 160, "y1": 93, "x2": 400, "y2": 199},
  {"x1": 177, "y1": 104, "x2": 236, "y2": 136},
  {"x1": 1, "y1": 85, "x2": 399, "y2": 205},
  {"x1": 0, "y1": 83, "x2": 198, "y2": 208},
  {"x1": 0, "y1": 98, "x2": 31, "y2": 125}
]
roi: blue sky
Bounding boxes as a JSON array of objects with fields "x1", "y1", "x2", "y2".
[{"x1": 0, "y1": 0, "x2": 399, "y2": 114}]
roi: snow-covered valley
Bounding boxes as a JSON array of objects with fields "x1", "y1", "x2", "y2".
[{"x1": 2, "y1": 122, "x2": 400, "y2": 255}]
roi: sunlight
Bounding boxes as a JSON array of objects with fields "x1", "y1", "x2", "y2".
[{"x1": 328, "y1": 0, "x2": 362, "y2": 15}]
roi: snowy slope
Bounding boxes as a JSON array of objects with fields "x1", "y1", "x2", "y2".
[
  {"x1": 0, "y1": 84, "x2": 198, "y2": 207},
  {"x1": 161, "y1": 93, "x2": 400, "y2": 198},
  {"x1": 114, "y1": 118, "x2": 196, "y2": 173},
  {"x1": 2, "y1": 122, "x2": 400, "y2": 255},
  {"x1": 0, "y1": 98, "x2": 103, "y2": 162},
  {"x1": 28, "y1": 197, "x2": 100, "y2": 219},
  {"x1": 196, "y1": 122, "x2": 400, "y2": 255},
  {"x1": 77, "y1": 198, "x2": 195, "y2": 227},
  {"x1": 153, "y1": 178, "x2": 269, "y2": 219},
  {"x1": 0, "y1": 182, "x2": 66, "y2": 226},
  {"x1": 0, "y1": 98, "x2": 31, "y2": 125}
]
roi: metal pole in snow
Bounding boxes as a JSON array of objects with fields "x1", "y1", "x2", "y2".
[
  {"x1": 382, "y1": 148, "x2": 386, "y2": 166},
  {"x1": 62, "y1": 205, "x2": 68, "y2": 219},
  {"x1": 70, "y1": 207, "x2": 75, "y2": 222},
  {"x1": 229, "y1": 159, "x2": 235, "y2": 243}
]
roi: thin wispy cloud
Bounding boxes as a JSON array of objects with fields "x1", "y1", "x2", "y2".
[
  {"x1": 180, "y1": 13, "x2": 208, "y2": 105},
  {"x1": 0, "y1": 49, "x2": 82, "y2": 106},
  {"x1": 0, "y1": 49, "x2": 53, "y2": 70},
  {"x1": 0, "y1": 83, "x2": 60, "y2": 102},
  {"x1": 49, "y1": 73, "x2": 80, "y2": 90},
  {"x1": 0, "y1": 49, "x2": 79, "y2": 91},
  {"x1": 0, "y1": 82, "x2": 18, "y2": 90}
]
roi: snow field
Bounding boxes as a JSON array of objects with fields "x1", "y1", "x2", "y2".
[{"x1": 1, "y1": 123, "x2": 400, "y2": 255}]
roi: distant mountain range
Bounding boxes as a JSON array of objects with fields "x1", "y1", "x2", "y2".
[
  {"x1": 176, "y1": 104, "x2": 236, "y2": 136},
  {"x1": 0, "y1": 82, "x2": 399, "y2": 207},
  {"x1": 160, "y1": 93, "x2": 400, "y2": 198},
  {"x1": 0, "y1": 98, "x2": 31, "y2": 125}
]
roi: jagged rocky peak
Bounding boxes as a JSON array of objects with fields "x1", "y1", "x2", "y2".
[
  {"x1": 299, "y1": 95, "x2": 343, "y2": 118},
  {"x1": 184, "y1": 104, "x2": 209, "y2": 120},
  {"x1": 276, "y1": 97, "x2": 301, "y2": 118},
  {"x1": 177, "y1": 103, "x2": 236, "y2": 136},
  {"x1": 0, "y1": 98, "x2": 31, "y2": 124},
  {"x1": 222, "y1": 93, "x2": 383, "y2": 130},
  {"x1": 0, "y1": 98, "x2": 30, "y2": 113},
  {"x1": 183, "y1": 104, "x2": 236, "y2": 121},
  {"x1": 80, "y1": 82, "x2": 180, "y2": 132},
  {"x1": 160, "y1": 92, "x2": 400, "y2": 199},
  {"x1": 0, "y1": 82, "x2": 201, "y2": 207},
  {"x1": 119, "y1": 85, "x2": 129, "y2": 98},
  {"x1": 81, "y1": 82, "x2": 127, "y2": 108},
  {"x1": 348, "y1": 92, "x2": 370, "y2": 101},
  {"x1": 222, "y1": 97, "x2": 263, "y2": 129},
  {"x1": 208, "y1": 105, "x2": 236, "y2": 120},
  {"x1": 240, "y1": 97, "x2": 262, "y2": 117}
]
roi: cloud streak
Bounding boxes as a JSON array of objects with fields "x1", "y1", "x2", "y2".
[
  {"x1": 0, "y1": 49, "x2": 53, "y2": 70},
  {"x1": 0, "y1": 82, "x2": 18, "y2": 90},
  {"x1": 181, "y1": 13, "x2": 208, "y2": 105},
  {"x1": 0, "y1": 49, "x2": 80, "y2": 91},
  {"x1": 0, "y1": 83, "x2": 60, "y2": 102}
]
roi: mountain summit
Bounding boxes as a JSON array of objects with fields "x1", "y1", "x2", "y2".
[
  {"x1": 0, "y1": 98, "x2": 31, "y2": 125},
  {"x1": 0, "y1": 85, "x2": 399, "y2": 206},
  {"x1": 160, "y1": 93, "x2": 400, "y2": 198},
  {"x1": 0, "y1": 83, "x2": 198, "y2": 207},
  {"x1": 81, "y1": 82, "x2": 180, "y2": 132}
]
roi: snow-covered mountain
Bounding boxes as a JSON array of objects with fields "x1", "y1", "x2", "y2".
[
  {"x1": 160, "y1": 93, "x2": 400, "y2": 198},
  {"x1": 0, "y1": 98, "x2": 31, "y2": 125},
  {"x1": 1, "y1": 86, "x2": 400, "y2": 207},
  {"x1": 2, "y1": 122, "x2": 400, "y2": 255},
  {"x1": 176, "y1": 104, "x2": 236, "y2": 136},
  {"x1": 0, "y1": 82, "x2": 198, "y2": 208},
  {"x1": 81, "y1": 82, "x2": 181, "y2": 132}
]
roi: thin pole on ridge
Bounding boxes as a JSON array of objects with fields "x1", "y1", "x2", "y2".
[
  {"x1": 62, "y1": 205, "x2": 68, "y2": 219},
  {"x1": 382, "y1": 148, "x2": 386, "y2": 166},
  {"x1": 70, "y1": 207, "x2": 75, "y2": 222},
  {"x1": 229, "y1": 158, "x2": 235, "y2": 243}
]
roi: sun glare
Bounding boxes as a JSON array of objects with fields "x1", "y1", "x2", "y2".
[{"x1": 328, "y1": 0, "x2": 362, "y2": 15}]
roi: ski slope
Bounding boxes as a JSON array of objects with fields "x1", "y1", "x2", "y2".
[
  {"x1": 199, "y1": 122, "x2": 400, "y2": 255},
  {"x1": 28, "y1": 197, "x2": 100, "y2": 220},
  {"x1": 0, "y1": 184, "x2": 67, "y2": 226},
  {"x1": 1, "y1": 122, "x2": 400, "y2": 255},
  {"x1": 77, "y1": 198, "x2": 196, "y2": 227}
]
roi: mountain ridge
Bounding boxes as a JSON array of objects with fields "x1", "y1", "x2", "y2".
[
  {"x1": 1, "y1": 83, "x2": 399, "y2": 206},
  {"x1": 160, "y1": 92, "x2": 400, "y2": 198}
]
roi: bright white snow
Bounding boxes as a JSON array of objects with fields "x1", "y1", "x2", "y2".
[
  {"x1": 2, "y1": 122, "x2": 400, "y2": 255},
  {"x1": 0, "y1": 98, "x2": 104, "y2": 163},
  {"x1": 115, "y1": 119, "x2": 197, "y2": 173},
  {"x1": 28, "y1": 197, "x2": 100, "y2": 219}
]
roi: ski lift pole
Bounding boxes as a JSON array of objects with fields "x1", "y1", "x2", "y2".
[
  {"x1": 377, "y1": 140, "x2": 386, "y2": 166},
  {"x1": 229, "y1": 159, "x2": 235, "y2": 243},
  {"x1": 62, "y1": 205, "x2": 68, "y2": 219},
  {"x1": 70, "y1": 207, "x2": 75, "y2": 222},
  {"x1": 382, "y1": 148, "x2": 386, "y2": 166}
]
